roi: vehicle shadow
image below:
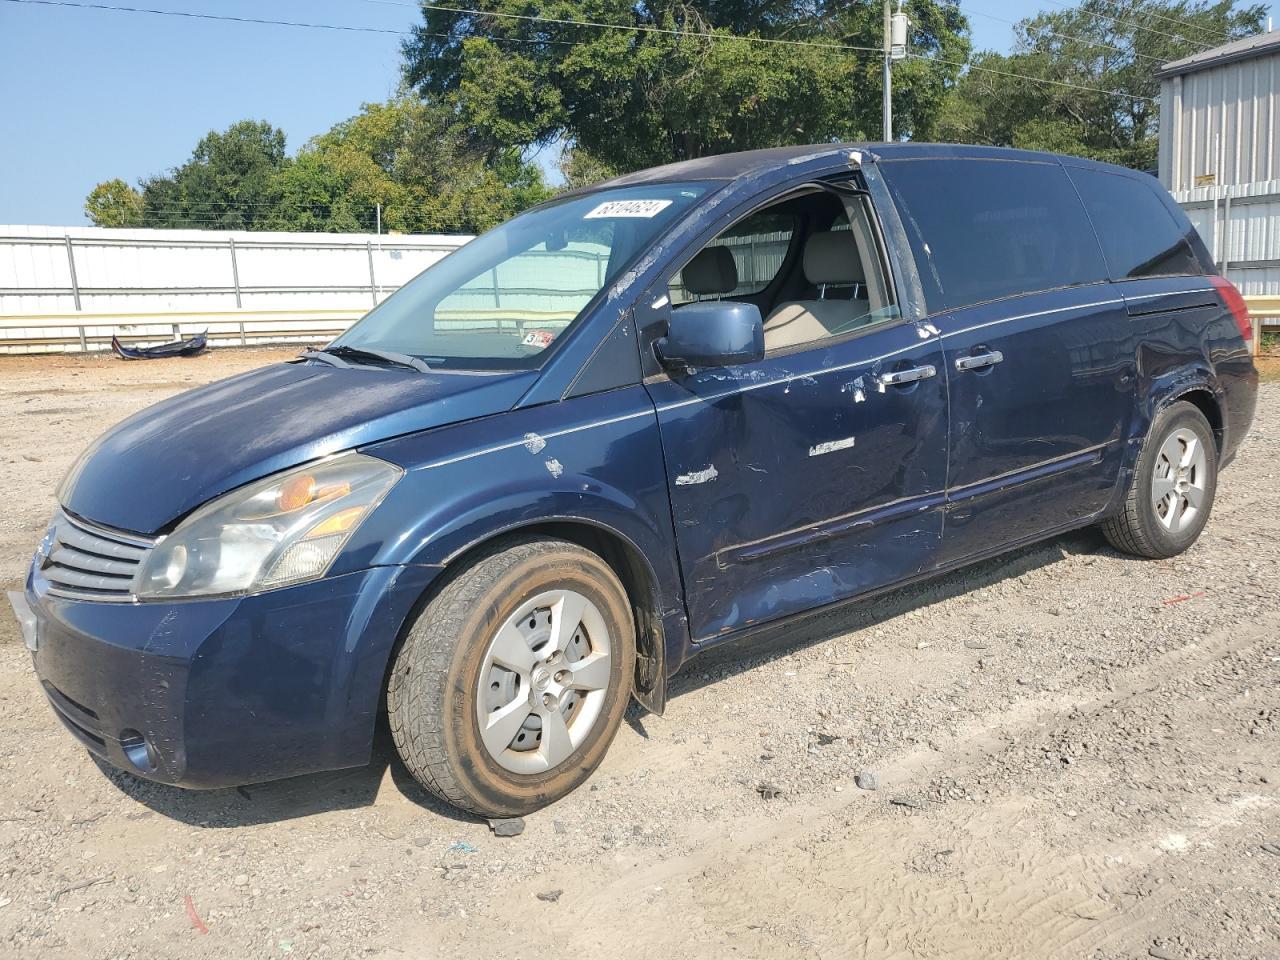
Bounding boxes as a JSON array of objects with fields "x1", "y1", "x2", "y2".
[
  {"x1": 98, "y1": 527, "x2": 1111, "y2": 827},
  {"x1": 94, "y1": 729, "x2": 479, "y2": 828}
]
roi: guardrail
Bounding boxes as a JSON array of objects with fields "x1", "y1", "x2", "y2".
[{"x1": 1244, "y1": 296, "x2": 1280, "y2": 353}]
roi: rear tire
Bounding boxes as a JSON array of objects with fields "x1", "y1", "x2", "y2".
[
  {"x1": 387, "y1": 537, "x2": 635, "y2": 817},
  {"x1": 1102, "y1": 401, "x2": 1217, "y2": 559}
]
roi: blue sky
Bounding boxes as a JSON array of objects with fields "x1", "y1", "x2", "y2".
[{"x1": 0, "y1": 0, "x2": 1272, "y2": 225}]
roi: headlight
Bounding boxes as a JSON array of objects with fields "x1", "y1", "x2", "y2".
[{"x1": 136, "y1": 452, "x2": 401, "y2": 600}]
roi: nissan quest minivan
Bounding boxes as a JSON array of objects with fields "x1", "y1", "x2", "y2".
[{"x1": 10, "y1": 144, "x2": 1258, "y2": 817}]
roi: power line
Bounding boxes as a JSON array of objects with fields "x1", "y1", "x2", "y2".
[
  {"x1": 4, "y1": 0, "x2": 886, "y2": 56},
  {"x1": 961, "y1": 4, "x2": 1166, "y2": 64},
  {"x1": 355, "y1": 0, "x2": 887, "y2": 55},
  {"x1": 1038, "y1": 0, "x2": 1228, "y2": 52},
  {"x1": 11, "y1": 0, "x2": 1158, "y2": 115},
  {"x1": 908, "y1": 51, "x2": 1156, "y2": 102},
  {"x1": 1097, "y1": 0, "x2": 1233, "y2": 45}
]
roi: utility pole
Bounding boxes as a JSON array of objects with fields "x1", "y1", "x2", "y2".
[
  {"x1": 882, "y1": 2, "x2": 892, "y2": 142},
  {"x1": 883, "y1": 1, "x2": 909, "y2": 142}
]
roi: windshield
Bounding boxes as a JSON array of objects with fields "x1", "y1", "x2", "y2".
[{"x1": 331, "y1": 181, "x2": 719, "y2": 370}]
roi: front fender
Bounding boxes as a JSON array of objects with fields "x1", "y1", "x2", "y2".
[{"x1": 354, "y1": 385, "x2": 691, "y2": 679}]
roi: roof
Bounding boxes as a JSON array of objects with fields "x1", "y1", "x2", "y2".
[
  {"x1": 1156, "y1": 29, "x2": 1280, "y2": 80},
  {"x1": 583, "y1": 142, "x2": 1087, "y2": 193}
]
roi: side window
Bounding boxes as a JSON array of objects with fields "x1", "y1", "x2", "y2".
[
  {"x1": 883, "y1": 159, "x2": 1108, "y2": 314},
  {"x1": 1066, "y1": 167, "x2": 1203, "y2": 279},
  {"x1": 669, "y1": 212, "x2": 795, "y2": 305},
  {"x1": 667, "y1": 188, "x2": 899, "y2": 356}
]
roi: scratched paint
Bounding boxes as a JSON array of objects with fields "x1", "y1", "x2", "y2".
[
  {"x1": 809, "y1": 436, "x2": 857, "y2": 457},
  {"x1": 843, "y1": 377, "x2": 867, "y2": 403},
  {"x1": 675, "y1": 464, "x2": 718, "y2": 486},
  {"x1": 523, "y1": 432, "x2": 547, "y2": 454},
  {"x1": 544, "y1": 458, "x2": 564, "y2": 478}
]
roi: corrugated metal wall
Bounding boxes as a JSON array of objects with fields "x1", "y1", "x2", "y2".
[
  {"x1": 1174, "y1": 180, "x2": 1280, "y2": 294},
  {"x1": 1162, "y1": 48, "x2": 1280, "y2": 298},
  {"x1": 1160, "y1": 54, "x2": 1280, "y2": 192}
]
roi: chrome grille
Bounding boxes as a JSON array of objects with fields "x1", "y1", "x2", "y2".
[{"x1": 40, "y1": 511, "x2": 154, "y2": 602}]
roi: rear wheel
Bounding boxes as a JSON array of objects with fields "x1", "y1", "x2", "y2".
[
  {"x1": 387, "y1": 537, "x2": 635, "y2": 817},
  {"x1": 1102, "y1": 401, "x2": 1218, "y2": 559}
]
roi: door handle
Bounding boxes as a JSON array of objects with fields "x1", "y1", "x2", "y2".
[
  {"x1": 955, "y1": 350, "x2": 1004, "y2": 372},
  {"x1": 878, "y1": 364, "x2": 937, "y2": 386}
]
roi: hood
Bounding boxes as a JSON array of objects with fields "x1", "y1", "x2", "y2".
[{"x1": 60, "y1": 361, "x2": 537, "y2": 534}]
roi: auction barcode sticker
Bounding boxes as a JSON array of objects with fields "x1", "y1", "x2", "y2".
[{"x1": 584, "y1": 199, "x2": 673, "y2": 219}]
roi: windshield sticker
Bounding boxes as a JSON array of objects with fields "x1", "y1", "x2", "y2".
[
  {"x1": 584, "y1": 199, "x2": 673, "y2": 220},
  {"x1": 521, "y1": 329, "x2": 557, "y2": 350}
]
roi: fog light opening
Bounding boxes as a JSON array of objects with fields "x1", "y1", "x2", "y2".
[{"x1": 119, "y1": 729, "x2": 158, "y2": 773}]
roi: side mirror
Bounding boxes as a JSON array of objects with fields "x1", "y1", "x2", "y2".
[{"x1": 656, "y1": 301, "x2": 765, "y2": 370}]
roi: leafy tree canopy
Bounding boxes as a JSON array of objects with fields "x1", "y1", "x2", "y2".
[
  {"x1": 106, "y1": 104, "x2": 552, "y2": 233},
  {"x1": 936, "y1": 0, "x2": 1267, "y2": 170},
  {"x1": 403, "y1": 0, "x2": 971, "y2": 171},
  {"x1": 140, "y1": 120, "x2": 288, "y2": 230},
  {"x1": 84, "y1": 178, "x2": 144, "y2": 228}
]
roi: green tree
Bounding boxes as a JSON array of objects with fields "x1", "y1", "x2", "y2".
[
  {"x1": 266, "y1": 96, "x2": 554, "y2": 234},
  {"x1": 557, "y1": 146, "x2": 618, "y2": 191},
  {"x1": 403, "y1": 0, "x2": 971, "y2": 172},
  {"x1": 140, "y1": 120, "x2": 291, "y2": 229},
  {"x1": 937, "y1": 0, "x2": 1266, "y2": 170},
  {"x1": 84, "y1": 178, "x2": 144, "y2": 227}
]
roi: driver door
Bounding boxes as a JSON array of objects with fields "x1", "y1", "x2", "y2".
[{"x1": 641, "y1": 189, "x2": 950, "y2": 641}]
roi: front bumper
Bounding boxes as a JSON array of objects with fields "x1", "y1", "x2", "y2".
[{"x1": 18, "y1": 562, "x2": 437, "y2": 789}]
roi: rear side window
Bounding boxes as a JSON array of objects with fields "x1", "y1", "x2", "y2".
[
  {"x1": 1066, "y1": 167, "x2": 1203, "y2": 279},
  {"x1": 883, "y1": 159, "x2": 1107, "y2": 313}
]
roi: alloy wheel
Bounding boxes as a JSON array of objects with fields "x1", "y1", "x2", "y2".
[{"x1": 1151, "y1": 426, "x2": 1208, "y2": 534}]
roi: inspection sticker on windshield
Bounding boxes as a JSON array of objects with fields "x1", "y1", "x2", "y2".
[
  {"x1": 584, "y1": 199, "x2": 672, "y2": 219},
  {"x1": 521, "y1": 329, "x2": 557, "y2": 350}
]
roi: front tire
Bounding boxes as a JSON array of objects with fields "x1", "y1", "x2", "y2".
[
  {"x1": 387, "y1": 537, "x2": 635, "y2": 817},
  {"x1": 1102, "y1": 401, "x2": 1218, "y2": 559}
]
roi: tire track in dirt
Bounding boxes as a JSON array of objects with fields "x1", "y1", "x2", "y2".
[{"x1": 396, "y1": 613, "x2": 1278, "y2": 960}]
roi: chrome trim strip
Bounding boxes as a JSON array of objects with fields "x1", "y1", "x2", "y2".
[{"x1": 60, "y1": 509, "x2": 157, "y2": 549}]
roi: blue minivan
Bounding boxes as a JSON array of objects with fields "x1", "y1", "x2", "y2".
[{"x1": 10, "y1": 144, "x2": 1258, "y2": 816}]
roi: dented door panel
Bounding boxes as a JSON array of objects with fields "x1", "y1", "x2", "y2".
[
  {"x1": 936, "y1": 284, "x2": 1136, "y2": 564},
  {"x1": 646, "y1": 321, "x2": 949, "y2": 641}
]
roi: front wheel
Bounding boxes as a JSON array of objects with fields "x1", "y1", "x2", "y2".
[
  {"x1": 1102, "y1": 400, "x2": 1218, "y2": 559},
  {"x1": 387, "y1": 537, "x2": 635, "y2": 817}
]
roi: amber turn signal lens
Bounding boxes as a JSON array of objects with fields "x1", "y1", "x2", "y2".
[
  {"x1": 278, "y1": 474, "x2": 317, "y2": 512},
  {"x1": 305, "y1": 506, "x2": 365, "y2": 538}
]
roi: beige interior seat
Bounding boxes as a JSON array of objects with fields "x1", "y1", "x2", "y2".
[
  {"x1": 680, "y1": 245, "x2": 738, "y2": 298},
  {"x1": 764, "y1": 232, "x2": 870, "y2": 350}
]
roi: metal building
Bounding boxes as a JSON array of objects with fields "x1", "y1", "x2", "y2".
[{"x1": 1158, "y1": 31, "x2": 1280, "y2": 295}]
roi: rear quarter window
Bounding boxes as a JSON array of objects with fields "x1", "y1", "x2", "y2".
[
  {"x1": 1065, "y1": 166, "x2": 1203, "y2": 280},
  {"x1": 883, "y1": 158, "x2": 1108, "y2": 314}
]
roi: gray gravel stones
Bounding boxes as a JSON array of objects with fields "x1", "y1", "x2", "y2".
[{"x1": 854, "y1": 770, "x2": 879, "y2": 791}]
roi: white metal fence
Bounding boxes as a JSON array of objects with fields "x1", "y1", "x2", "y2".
[
  {"x1": 0, "y1": 225, "x2": 471, "y2": 354},
  {"x1": 2, "y1": 214, "x2": 1276, "y2": 357}
]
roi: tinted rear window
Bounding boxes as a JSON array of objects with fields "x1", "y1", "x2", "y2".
[
  {"x1": 884, "y1": 158, "x2": 1107, "y2": 313},
  {"x1": 1066, "y1": 166, "x2": 1203, "y2": 279}
]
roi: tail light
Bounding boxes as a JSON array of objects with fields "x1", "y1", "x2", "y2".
[{"x1": 1209, "y1": 275, "x2": 1253, "y2": 343}]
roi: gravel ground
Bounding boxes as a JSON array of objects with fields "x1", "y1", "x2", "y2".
[{"x1": 0, "y1": 348, "x2": 1276, "y2": 960}]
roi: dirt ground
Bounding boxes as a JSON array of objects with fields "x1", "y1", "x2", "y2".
[{"x1": 0, "y1": 347, "x2": 1276, "y2": 960}]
